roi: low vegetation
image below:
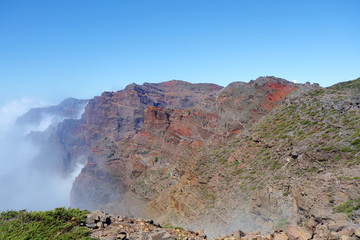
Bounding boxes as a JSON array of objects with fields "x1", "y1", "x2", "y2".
[
  {"x1": 273, "y1": 217, "x2": 289, "y2": 230},
  {"x1": 0, "y1": 208, "x2": 94, "y2": 240},
  {"x1": 335, "y1": 198, "x2": 360, "y2": 218},
  {"x1": 330, "y1": 77, "x2": 360, "y2": 90}
]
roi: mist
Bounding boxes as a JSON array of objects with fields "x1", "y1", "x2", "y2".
[{"x1": 0, "y1": 98, "x2": 85, "y2": 211}]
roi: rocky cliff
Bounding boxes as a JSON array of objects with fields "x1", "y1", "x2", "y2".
[
  {"x1": 14, "y1": 98, "x2": 88, "y2": 176},
  {"x1": 16, "y1": 97, "x2": 88, "y2": 126},
  {"x1": 23, "y1": 77, "x2": 360, "y2": 238}
]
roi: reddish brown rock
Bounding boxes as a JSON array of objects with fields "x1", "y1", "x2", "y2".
[
  {"x1": 26, "y1": 76, "x2": 360, "y2": 237},
  {"x1": 285, "y1": 225, "x2": 312, "y2": 240}
]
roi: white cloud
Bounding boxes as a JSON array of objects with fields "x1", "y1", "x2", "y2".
[
  {"x1": 0, "y1": 98, "x2": 85, "y2": 211},
  {"x1": 0, "y1": 98, "x2": 45, "y2": 133}
]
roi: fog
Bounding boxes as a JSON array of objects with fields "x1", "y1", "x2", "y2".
[{"x1": 0, "y1": 98, "x2": 84, "y2": 211}]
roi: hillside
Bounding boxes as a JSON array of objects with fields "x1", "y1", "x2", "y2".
[{"x1": 19, "y1": 77, "x2": 360, "y2": 239}]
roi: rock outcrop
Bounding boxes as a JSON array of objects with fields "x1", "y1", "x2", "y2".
[
  {"x1": 85, "y1": 210, "x2": 360, "y2": 240},
  {"x1": 22, "y1": 76, "x2": 360, "y2": 237}
]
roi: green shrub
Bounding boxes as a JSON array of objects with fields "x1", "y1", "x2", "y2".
[
  {"x1": 273, "y1": 217, "x2": 289, "y2": 230},
  {"x1": 335, "y1": 198, "x2": 360, "y2": 218},
  {"x1": 308, "y1": 89, "x2": 325, "y2": 97},
  {"x1": 330, "y1": 78, "x2": 360, "y2": 90},
  {"x1": 341, "y1": 146, "x2": 353, "y2": 152},
  {"x1": 0, "y1": 208, "x2": 94, "y2": 240},
  {"x1": 269, "y1": 161, "x2": 282, "y2": 170},
  {"x1": 283, "y1": 191, "x2": 291, "y2": 196},
  {"x1": 322, "y1": 146, "x2": 333, "y2": 151},
  {"x1": 161, "y1": 223, "x2": 184, "y2": 230},
  {"x1": 351, "y1": 138, "x2": 360, "y2": 147},
  {"x1": 300, "y1": 119, "x2": 311, "y2": 125}
]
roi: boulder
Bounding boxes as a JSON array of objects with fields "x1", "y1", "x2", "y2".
[
  {"x1": 86, "y1": 223, "x2": 98, "y2": 229},
  {"x1": 273, "y1": 232, "x2": 289, "y2": 240},
  {"x1": 86, "y1": 210, "x2": 104, "y2": 224},
  {"x1": 117, "y1": 232, "x2": 127, "y2": 240},
  {"x1": 313, "y1": 224, "x2": 333, "y2": 240},
  {"x1": 285, "y1": 225, "x2": 312, "y2": 240},
  {"x1": 195, "y1": 230, "x2": 206, "y2": 238},
  {"x1": 86, "y1": 210, "x2": 112, "y2": 226},
  {"x1": 96, "y1": 221, "x2": 104, "y2": 229},
  {"x1": 232, "y1": 230, "x2": 245, "y2": 239},
  {"x1": 328, "y1": 223, "x2": 346, "y2": 232}
]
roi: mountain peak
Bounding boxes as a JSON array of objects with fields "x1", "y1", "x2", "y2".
[{"x1": 251, "y1": 76, "x2": 294, "y2": 86}]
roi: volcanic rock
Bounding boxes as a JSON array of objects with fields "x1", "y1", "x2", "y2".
[{"x1": 23, "y1": 76, "x2": 360, "y2": 237}]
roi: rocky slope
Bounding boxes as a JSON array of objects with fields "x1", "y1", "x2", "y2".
[
  {"x1": 23, "y1": 76, "x2": 360, "y2": 238},
  {"x1": 69, "y1": 77, "x2": 305, "y2": 213},
  {"x1": 68, "y1": 77, "x2": 317, "y2": 230},
  {"x1": 85, "y1": 210, "x2": 360, "y2": 240}
]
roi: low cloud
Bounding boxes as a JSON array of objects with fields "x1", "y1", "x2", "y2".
[{"x1": 0, "y1": 98, "x2": 85, "y2": 211}]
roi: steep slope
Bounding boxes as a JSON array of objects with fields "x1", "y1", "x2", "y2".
[
  {"x1": 79, "y1": 80, "x2": 222, "y2": 142},
  {"x1": 25, "y1": 81, "x2": 222, "y2": 179},
  {"x1": 173, "y1": 79, "x2": 360, "y2": 235},
  {"x1": 23, "y1": 77, "x2": 359, "y2": 238},
  {"x1": 69, "y1": 80, "x2": 223, "y2": 210},
  {"x1": 70, "y1": 77, "x2": 322, "y2": 234}
]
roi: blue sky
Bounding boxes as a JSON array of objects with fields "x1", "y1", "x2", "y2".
[{"x1": 0, "y1": 0, "x2": 359, "y2": 105}]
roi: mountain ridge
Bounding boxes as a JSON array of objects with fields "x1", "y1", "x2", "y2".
[{"x1": 17, "y1": 76, "x2": 360, "y2": 239}]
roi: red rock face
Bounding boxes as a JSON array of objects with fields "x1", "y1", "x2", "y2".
[
  {"x1": 69, "y1": 80, "x2": 222, "y2": 210},
  {"x1": 69, "y1": 77, "x2": 302, "y2": 215},
  {"x1": 21, "y1": 77, "x2": 360, "y2": 237},
  {"x1": 79, "y1": 81, "x2": 222, "y2": 142},
  {"x1": 28, "y1": 76, "x2": 360, "y2": 239},
  {"x1": 261, "y1": 81, "x2": 297, "y2": 110}
]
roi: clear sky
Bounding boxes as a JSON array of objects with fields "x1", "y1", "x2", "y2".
[{"x1": 0, "y1": 0, "x2": 359, "y2": 106}]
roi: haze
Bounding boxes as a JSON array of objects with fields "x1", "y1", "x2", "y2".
[{"x1": 0, "y1": 99, "x2": 85, "y2": 211}]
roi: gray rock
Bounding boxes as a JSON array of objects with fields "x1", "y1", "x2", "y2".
[
  {"x1": 117, "y1": 232, "x2": 127, "y2": 240},
  {"x1": 352, "y1": 210, "x2": 360, "y2": 219},
  {"x1": 102, "y1": 216, "x2": 112, "y2": 225},
  {"x1": 232, "y1": 230, "x2": 245, "y2": 238},
  {"x1": 329, "y1": 223, "x2": 346, "y2": 232},
  {"x1": 285, "y1": 225, "x2": 312, "y2": 240},
  {"x1": 86, "y1": 210, "x2": 112, "y2": 227},
  {"x1": 355, "y1": 228, "x2": 360, "y2": 238},
  {"x1": 195, "y1": 230, "x2": 206, "y2": 238},
  {"x1": 102, "y1": 237, "x2": 117, "y2": 240},
  {"x1": 86, "y1": 223, "x2": 98, "y2": 229},
  {"x1": 86, "y1": 210, "x2": 104, "y2": 224},
  {"x1": 332, "y1": 213, "x2": 349, "y2": 223}
]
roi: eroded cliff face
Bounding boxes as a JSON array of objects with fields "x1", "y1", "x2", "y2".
[
  {"x1": 69, "y1": 80, "x2": 223, "y2": 211},
  {"x1": 68, "y1": 77, "x2": 317, "y2": 234},
  {"x1": 29, "y1": 77, "x2": 360, "y2": 237}
]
